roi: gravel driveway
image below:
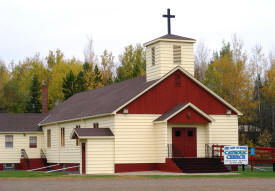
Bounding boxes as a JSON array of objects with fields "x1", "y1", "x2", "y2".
[{"x1": 0, "y1": 177, "x2": 275, "y2": 191}]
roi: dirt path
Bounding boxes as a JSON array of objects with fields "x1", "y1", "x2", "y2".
[{"x1": 0, "y1": 177, "x2": 275, "y2": 191}]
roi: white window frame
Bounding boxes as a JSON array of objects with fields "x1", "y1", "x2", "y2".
[{"x1": 5, "y1": 135, "x2": 13, "y2": 148}]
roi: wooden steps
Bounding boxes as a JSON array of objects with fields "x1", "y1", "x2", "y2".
[{"x1": 172, "y1": 158, "x2": 230, "y2": 173}]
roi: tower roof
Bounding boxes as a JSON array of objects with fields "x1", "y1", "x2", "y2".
[{"x1": 144, "y1": 34, "x2": 196, "y2": 46}]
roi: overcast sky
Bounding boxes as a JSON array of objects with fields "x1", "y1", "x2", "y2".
[{"x1": 0, "y1": 0, "x2": 274, "y2": 66}]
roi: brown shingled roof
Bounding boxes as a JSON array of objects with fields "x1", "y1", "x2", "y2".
[
  {"x1": 72, "y1": 128, "x2": 114, "y2": 138},
  {"x1": 154, "y1": 103, "x2": 188, "y2": 122},
  {"x1": 0, "y1": 113, "x2": 47, "y2": 132},
  {"x1": 144, "y1": 34, "x2": 196, "y2": 46},
  {"x1": 41, "y1": 76, "x2": 157, "y2": 125}
]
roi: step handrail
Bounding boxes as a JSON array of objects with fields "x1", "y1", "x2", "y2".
[
  {"x1": 46, "y1": 165, "x2": 80, "y2": 173},
  {"x1": 28, "y1": 164, "x2": 60, "y2": 171}
]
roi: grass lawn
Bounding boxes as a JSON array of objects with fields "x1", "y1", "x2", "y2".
[
  {"x1": 0, "y1": 167, "x2": 274, "y2": 178},
  {"x1": 0, "y1": 170, "x2": 65, "y2": 178}
]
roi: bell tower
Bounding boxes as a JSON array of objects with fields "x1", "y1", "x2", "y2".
[{"x1": 144, "y1": 9, "x2": 196, "y2": 82}]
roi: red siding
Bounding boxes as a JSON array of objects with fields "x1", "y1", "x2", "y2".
[
  {"x1": 156, "y1": 158, "x2": 182, "y2": 173},
  {"x1": 118, "y1": 70, "x2": 236, "y2": 115},
  {"x1": 0, "y1": 164, "x2": 3, "y2": 170},
  {"x1": 168, "y1": 107, "x2": 210, "y2": 123}
]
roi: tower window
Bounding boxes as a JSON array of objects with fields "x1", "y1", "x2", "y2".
[
  {"x1": 173, "y1": 45, "x2": 181, "y2": 64},
  {"x1": 151, "y1": 47, "x2": 155, "y2": 66},
  {"x1": 61, "y1": 128, "x2": 65, "y2": 147}
]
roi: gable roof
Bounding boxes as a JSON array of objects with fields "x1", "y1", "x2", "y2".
[
  {"x1": 114, "y1": 66, "x2": 243, "y2": 116},
  {"x1": 71, "y1": 128, "x2": 114, "y2": 139},
  {"x1": 0, "y1": 113, "x2": 47, "y2": 132},
  {"x1": 154, "y1": 102, "x2": 214, "y2": 123},
  {"x1": 40, "y1": 76, "x2": 157, "y2": 125},
  {"x1": 41, "y1": 66, "x2": 242, "y2": 126}
]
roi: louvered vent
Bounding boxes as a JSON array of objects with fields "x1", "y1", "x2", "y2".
[
  {"x1": 173, "y1": 45, "x2": 181, "y2": 64},
  {"x1": 151, "y1": 47, "x2": 155, "y2": 66},
  {"x1": 174, "y1": 73, "x2": 181, "y2": 87}
]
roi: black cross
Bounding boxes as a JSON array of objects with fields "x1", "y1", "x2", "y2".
[{"x1": 162, "y1": 8, "x2": 175, "y2": 34}]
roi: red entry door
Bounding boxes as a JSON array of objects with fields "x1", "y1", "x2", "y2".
[
  {"x1": 81, "y1": 143, "x2": 86, "y2": 174},
  {"x1": 172, "y1": 128, "x2": 197, "y2": 157}
]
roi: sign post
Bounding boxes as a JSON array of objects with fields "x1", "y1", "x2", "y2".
[
  {"x1": 224, "y1": 146, "x2": 249, "y2": 170},
  {"x1": 250, "y1": 148, "x2": 255, "y2": 172}
]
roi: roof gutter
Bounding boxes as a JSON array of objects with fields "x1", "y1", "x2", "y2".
[{"x1": 40, "y1": 113, "x2": 114, "y2": 127}]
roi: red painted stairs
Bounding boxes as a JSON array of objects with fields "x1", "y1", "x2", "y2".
[{"x1": 173, "y1": 158, "x2": 230, "y2": 173}]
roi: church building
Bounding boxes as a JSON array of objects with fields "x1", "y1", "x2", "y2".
[{"x1": 0, "y1": 9, "x2": 241, "y2": 174}]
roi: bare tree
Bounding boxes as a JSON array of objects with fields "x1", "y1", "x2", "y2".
[
  {"x1": 194, "y1": 41, "x2": 210, "y2": 82},
  {"x1": 83, "y1": 35, "x2": 96, "y2": 68},
  {"x1": 231, "y1": 34, "x2": 247, "y2": 65}
]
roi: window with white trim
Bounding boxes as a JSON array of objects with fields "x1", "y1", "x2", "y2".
[
  {"x1": 5, "y1": 135, "x2": 13, "y2": 148},
  {"x1": 29, "y1": 136, "x2": 37, "y2": 148}
]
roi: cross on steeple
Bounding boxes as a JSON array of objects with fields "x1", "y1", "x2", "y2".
[{"x1": 162, "y1": 8, "x2": 175, "y2": 34}]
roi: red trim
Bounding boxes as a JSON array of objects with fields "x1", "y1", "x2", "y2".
[
  {"x1": 0, "y1": 164, "x2": 3, "y2": 170},
  {"x1": 115, "y1": 159, "x2": 182, "y2": 173},
  {"x1": 169, "y1": 107, "x2": 210, "y2": 123},
  {"x1": 118, "y1": 70, "x2": 236, "y2": 115},
  {"x1": 82, "y1": 143, "x2": 86, "y2": 174},
  {"x1": 115, "y1": 163, "x2": 157, "y2": 173}
]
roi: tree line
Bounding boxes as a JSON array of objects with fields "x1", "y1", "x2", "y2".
[
  {"x1": 0, "y1": 35, "x2": 274, "y2": 146},
  {"x1": 194, "y1": 35, "x2": 275, "y2": 147}
]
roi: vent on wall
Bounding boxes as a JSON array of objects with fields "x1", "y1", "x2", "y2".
[
  {"x1": 151, "y1": 47, "x2": 155, "y2": 66},
  {"x1": 173, "y1": 45, "x2": 181, "y2": 64},
  {"x1": 174, "y1": 73, "x2": 182, "y2": 87}
]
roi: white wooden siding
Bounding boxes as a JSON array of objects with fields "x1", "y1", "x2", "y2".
[
  {"x1": 0, "y1": 133, "x2": 43, "y2": 163},
  {"x1": 42, "y1": 115, "x2": 114, "y2": 164},
  {"x1": 208, "y1": 115, "x2": 239, "y2": 146},
  {"x1": 146, "y1": 41, "x2": 194, "y2": 81},
  {"x1": 114, "y1": 114, "x2": 161, "y2": 163},
  {"x1": 86, "y1": 138, "x2": 114, "y2": 174}
]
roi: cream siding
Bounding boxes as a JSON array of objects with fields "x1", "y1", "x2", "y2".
[
  {"x1": 208, "y1": 115, "x2": 239, "y2": 146},
  {"x1": 167, "y1": 124, "x2": 208, "y2": 157},
  {"x1": 114, "y1": 114, "x2": 161, "y2": 163},
  {"x1": 85, "y1": 138, "x2": 114, "y2": 174},
  {"x1": 0, "y1": 133, "x2": 43, "y2": 163},
  {"x1": 42, "y1": 115, "x2": 114, "y2": 164},
  {"x1": 146, "y1": 41, "x2": 195, "y2": 81}
]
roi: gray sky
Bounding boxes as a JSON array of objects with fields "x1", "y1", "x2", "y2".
[{"x1": 0, "y1": 0, "x2": 274, "y2": 65}]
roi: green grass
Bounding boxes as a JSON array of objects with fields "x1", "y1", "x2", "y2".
[
  {"x1": 0, "y1": 170, "x2": 65, "y2": 178},
  {"x1": 0, "y1": 167, "x2": 274, "y2": 178}
]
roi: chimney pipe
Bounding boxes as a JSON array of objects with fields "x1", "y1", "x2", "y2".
[{"x1": 42, "y1": 81, "x2": 48, "y2": 114}]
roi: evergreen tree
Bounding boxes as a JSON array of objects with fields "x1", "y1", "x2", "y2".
[
  {"x1": 62, "y1": 70, "x2": 76, "y2": 100},
  {"x1": 26, "y1": 75, "x2": 42, "y2": 113},
  {"x1": 93, "y1": 65, "x2": 103, "y2": 88}
]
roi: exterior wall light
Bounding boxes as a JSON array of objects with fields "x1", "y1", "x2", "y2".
[
  {"x1": 226, "y1": 109, "x2": 232, "y2": 115},
  {"x1": 123, "y1": 108, "x2": 128, "y2": 114}
]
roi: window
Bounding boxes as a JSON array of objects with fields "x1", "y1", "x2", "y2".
[
  {"x1": 47, "y1": 129, "x2": 51, "y2": 148},
  {"x1": 173, "y1": 45, "x2": 181, "y2": 64},
  {"x1": 93, "y1": 123, "x2": 99, "y2": 128},
  {"x1": 188, "y1": 130, "x2": 194, "y2": 137},
  {"x1": 5, "y1": 135, "x2": 13, "y2": 148},
  {"x1": 61, "y1": 128, "x2": 65, "y2": 147},
  {"x1": 29, "y1": 136, "x2": 37, "y2": 148},
  {"x1": 175, "y1": 131, "x2": 181, "y2": 137},
  {"x1": 151, "y1": 47, "x2": 155, "y2": 66},
  {"x1": 3, "y1": 163, "x2": 14, "y2": 170},
  {"x1": 76, "y1": 125, "x2": 80, "y2": 146}
]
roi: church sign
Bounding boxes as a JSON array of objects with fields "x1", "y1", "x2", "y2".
[{"x1": 224, "y1": 146, "x2": 248, "y2": 165}]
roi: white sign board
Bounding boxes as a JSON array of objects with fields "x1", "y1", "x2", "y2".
[{"x1": 224, "y1": 146, "x2": 248, "y2": 165}]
